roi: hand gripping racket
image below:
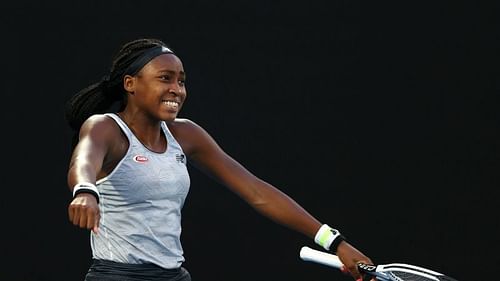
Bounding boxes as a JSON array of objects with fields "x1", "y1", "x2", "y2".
[{"x1": 299, "y1": 246, "x2": 458, "y2": 281}]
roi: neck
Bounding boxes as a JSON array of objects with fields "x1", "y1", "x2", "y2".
[{"x1": 117, "y1": 112, "x2": 166, "y2": 152}]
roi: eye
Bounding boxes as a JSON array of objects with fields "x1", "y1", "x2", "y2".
[
  {"x1": 178, "y1": 79, "x2": 186, "y2": 86},
  {"x1": 160, "y1": 75, "x2": 171, "y2": 81}
]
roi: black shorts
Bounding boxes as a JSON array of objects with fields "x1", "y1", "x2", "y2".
[{"x1": 84, "y1": 259, "x2": 191, "y2": 281}]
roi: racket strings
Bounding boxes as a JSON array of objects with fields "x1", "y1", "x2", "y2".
[
  {"x1": 389, "y1": 271, "x2": 438, "y2": 281},
  {"x1": 436, "y1": 276, "x2": 458, "y2": 281}
]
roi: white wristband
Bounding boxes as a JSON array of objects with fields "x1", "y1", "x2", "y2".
[
  {"x1": 314, "y1": 224, "x2": 343, "y2": 251},
  {"x1": 72, "y1": 182, "x2": 100, "y2": 202}
]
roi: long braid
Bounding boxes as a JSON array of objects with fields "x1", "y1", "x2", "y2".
[{"x1": 64, "y1": 38, "x2": 168, "y2": 148}]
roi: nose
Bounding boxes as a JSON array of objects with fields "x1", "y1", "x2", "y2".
[{"x1": 169, "y1": 83, "x2": 184, "y2": 95}]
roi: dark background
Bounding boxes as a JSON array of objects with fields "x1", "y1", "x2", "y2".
[{"x1": 2, "y1": 1, "x2": 497, "y2": 280}]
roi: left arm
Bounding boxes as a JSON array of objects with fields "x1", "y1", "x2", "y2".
[
  {"x1": 170, "y1": 119, "x2": 372, "y2": 279},
  {"x1": 171, "y1": 119, "x2": 321, "y2": 237}
]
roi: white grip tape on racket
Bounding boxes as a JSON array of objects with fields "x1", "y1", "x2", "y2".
[{"x1": 300, "y1": 246, "x2": 344, "y2": 269}]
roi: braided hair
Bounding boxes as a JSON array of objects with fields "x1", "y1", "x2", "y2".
[{"x1": 64, "y1": 38, "x2": 169, "y2": 148}]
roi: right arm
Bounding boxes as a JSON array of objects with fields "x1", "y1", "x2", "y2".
[{"x1": 67, "y1": 114, "x2": 115, "y2": 234}]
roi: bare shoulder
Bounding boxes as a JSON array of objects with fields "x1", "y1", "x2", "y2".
[
  {"x1": 80, "y1": 114, "x2": 121, "y2": 139},
  {"x1": 167, "y1": 118, "x2": 204, "y2": 133},
  {"x1": 167, "y1": 118, "x2": 212, "y2": 156}
]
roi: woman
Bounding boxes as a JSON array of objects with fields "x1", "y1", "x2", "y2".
[{"x1": 65, "y1": 38, "x2": 373, "y2": 281}]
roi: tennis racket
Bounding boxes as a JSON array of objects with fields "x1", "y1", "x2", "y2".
[{"x1": 299, "y1": 246, "x2": 458, "y2": 281}]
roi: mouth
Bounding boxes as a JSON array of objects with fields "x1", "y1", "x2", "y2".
[{"x1": 162, "y1": 100, "x2": 180, "y2": 109}]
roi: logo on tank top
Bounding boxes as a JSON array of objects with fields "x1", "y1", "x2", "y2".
[
  {"x1": 133, "y1": 155, "x2": 149, "y2": 163},
  {"x1": 175, "y1": 153, "x2": 185, "y2": 163}
]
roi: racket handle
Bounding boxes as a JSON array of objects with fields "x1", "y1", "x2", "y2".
[{"x1": 299, "y1": 246, "x2": 344, "y2": 269}]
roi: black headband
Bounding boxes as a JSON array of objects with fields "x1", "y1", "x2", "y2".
[{"x1": 124, "y1": 46, "x2": 174, "y2": 76}]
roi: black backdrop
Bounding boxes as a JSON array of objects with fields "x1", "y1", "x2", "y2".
[{"x1": 3, "y1": 1, "x2": 497, "y2": 281}]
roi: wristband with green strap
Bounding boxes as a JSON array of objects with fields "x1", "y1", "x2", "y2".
[{"x1": 314, "y1": 224, "x2": 346, "y2": 253}]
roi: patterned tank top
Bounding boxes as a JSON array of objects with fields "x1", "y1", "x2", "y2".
[{"x1": 91, "y1": 113, "x2": 190, "y2": 269}]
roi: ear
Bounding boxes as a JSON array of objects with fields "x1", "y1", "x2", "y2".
[{"x1": 123, "y1": 75, "x2": 136, "y2": 93}]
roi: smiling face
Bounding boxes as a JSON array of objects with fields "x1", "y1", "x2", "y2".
[{"x1": 124, "y1": 53, "x2": 187, "y2": 122}]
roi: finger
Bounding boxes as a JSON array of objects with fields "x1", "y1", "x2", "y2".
[
  {"x1": 348, "y1": 265, "x2": 361, "y2": 280},
  {"x1": 71, "y1": 205, "x2": 82, "y2": 226},
  {"x1": 92, "y1": 212, "x2": 100, "y2": 234},
  {"x1": 78, "y1": 207, "x2": 89, "y2": 229},
  {"x1": 68, "y1": 202, "x2": 81, "y2": 225},
  {"x1": 362, "y1": 274, "x2": 373, "y2": 281},
  {"x1": 79, "y1": 214, "x2": 88, "y2": 229},
  {"x1": 68, "y1": 204, "x2": 74, "y2": 221},
  {"x1": 352, "y1": 273, "x2": 362, "y2": 280},
  {"x1": 86, "y1": 209, "x2": 95, "y2": 230},
  {"x1": 341, "y1": 265, "x2": 349, "y2": 274}
]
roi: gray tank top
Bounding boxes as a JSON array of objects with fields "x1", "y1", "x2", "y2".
[{"x1": 91, "y1": 113, "x2": 190, "y2": 269}]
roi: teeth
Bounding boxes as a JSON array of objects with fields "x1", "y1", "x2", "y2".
[{"x1": 163, "y1": 101, "x2": 178, "y2": 107}]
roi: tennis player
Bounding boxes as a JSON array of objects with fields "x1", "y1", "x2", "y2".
[{"x1": 65, "y1": 37, "x2": 373, "y2": 281}]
